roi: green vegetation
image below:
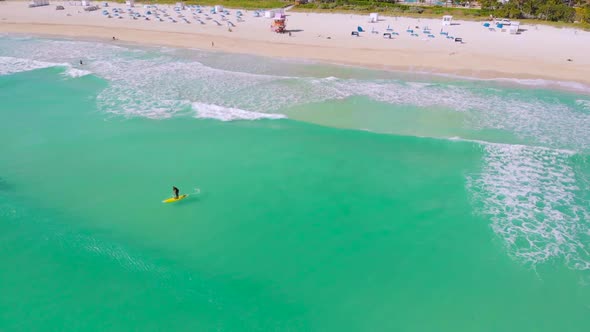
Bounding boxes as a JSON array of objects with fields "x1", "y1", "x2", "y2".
[
  {"x1": 480, "y1": 0, "x2": 579, "y2": 22},
  {"x1": 121, "y1": 0, "x2": 291, "y2": 9},
  {"x1": 294, "y1": 0, "x2": 590, "y2": 28},
  {"x1": 296, "y1": 1, "x2": 488, "y2": 18}
]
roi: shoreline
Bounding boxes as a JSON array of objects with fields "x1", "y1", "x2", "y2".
[{"x1": 1, "y1": 1, "x2": 590, "y2": 88}]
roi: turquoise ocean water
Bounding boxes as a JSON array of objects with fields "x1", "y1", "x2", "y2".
[{"x1": 1, "y1": 35, "x2": 589, "y2": 331}]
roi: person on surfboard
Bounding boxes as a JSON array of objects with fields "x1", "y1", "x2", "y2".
[{"x1": 173, "y1": 186, "x2": 180, "y2": 199}]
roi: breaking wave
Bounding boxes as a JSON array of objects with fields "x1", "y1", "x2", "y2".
[
  {"x1": 2, "y1": 37, "x2": 589, "y2": 151},
  {"x1": 192, "y1": 102, "x2": 286, "y2": 121},
  {"x1": 0, "y1": 56, "x2": 66, "y2": 76}
]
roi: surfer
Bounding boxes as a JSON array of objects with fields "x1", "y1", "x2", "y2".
[{"x1": 172, "y1": 186, "x2": 180, "y2": 199}]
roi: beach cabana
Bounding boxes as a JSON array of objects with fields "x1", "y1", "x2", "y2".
[
  {"x1": 509, "y1": 22, "x2": 520, "y2": 34},
  {"x1": 369, "y1": 13, "x2": 378, "y2": 23},
  {"x1": 442, "y1": 15, "x2": 452, "y2": 26},
  {"x1": 214, "y1": 5, "x2": 224, "y2": 13},
  {"x1": 125, "y1": 0, "x2": 134, "y2": 8},
  {"x1": 264, "y1": 10, "x2": 274, "y2": 19}
]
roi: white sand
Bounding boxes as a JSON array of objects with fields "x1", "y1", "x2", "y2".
[{"x1": 1, "y1": 0, "x2": 590, "y2": 85}]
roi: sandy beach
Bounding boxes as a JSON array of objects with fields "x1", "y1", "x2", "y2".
[{"x1": 1, "y1": 0, "x2": 590, "y2": 85}]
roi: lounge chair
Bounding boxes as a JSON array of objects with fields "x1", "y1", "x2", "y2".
[
  {"x1": 383, "y1": 33, "x2": 392, "y2": 39},
  {"x1": 386, "y1": 25, "x2": 393, "y2": 31},
  {"x1": 351, "y1": 31, "x2": 359, "y2": 37},
  {"x1": 371, "y1": 27, "x2": 379, "y2": 34},
  {"x1": 428, "y1": 34, "x2": 435, "y2": 38}
]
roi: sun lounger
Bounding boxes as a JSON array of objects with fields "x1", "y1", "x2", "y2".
[
  {"x1": 351, "y1": 31, "x2": 359, "y2": 37},
  {"x1": 386, "y1": 25, "x2": 393, "y2": 31},
  {"x1": 383, "y1": 33, "x2": 392, "y2": 39},
  {"x1": 454, "y1": 37, "x2": 463, "y2": 43}
]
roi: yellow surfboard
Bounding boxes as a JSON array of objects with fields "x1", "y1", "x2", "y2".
[{"x1": 162, "y1": 194, "x2": 188, "y2": 203}]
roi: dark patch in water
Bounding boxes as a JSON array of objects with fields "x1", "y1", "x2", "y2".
[{"x1": 0, "y1": 177, "x2": 13, "y2": 191}]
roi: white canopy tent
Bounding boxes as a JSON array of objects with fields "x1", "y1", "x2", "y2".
[{"x1": 442, "y1": 15, "x2": 452, "y2": 26}]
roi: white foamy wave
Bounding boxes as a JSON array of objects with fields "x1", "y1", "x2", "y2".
[
  {"x1": 492, "y1": 78, "x2": 590, "y2": 94},
  {"x1": 97, "y1": 83, "x2": 190, "y2": 119},
  {"x1": 577, "y1": 99, "x2": 590, "y2": 111},
  {"x1": 416, "y1": 71, "x2": 590, "y2": 94},
  {"x1": 0, "y1": 56, "x2": 65, "y2": 76},
  {"x1": 467, "y1": 143, "x2": 590, "y2": 271},
  {"x1": 2, "y1": 38, "x2": 589, "y2": 151},
  {"x1": 192, "y1": 102, "x2": 286, "y2": 121},
  {"x1": 323, "y1": 79, "x2": 590, "y2": 151},
  {"x1": 63, "y1": 67, "x2": 92, "y2": 78}
]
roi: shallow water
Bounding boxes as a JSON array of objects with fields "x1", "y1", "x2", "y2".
[{"x1": 1, "y1": 36, "x2": 589, "y2": 331}]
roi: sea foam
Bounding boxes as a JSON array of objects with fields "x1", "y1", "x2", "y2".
[
  {"x1": 0, "y1": 56, "x2": 66, "y2": 76},
  {"x1": 63, "y1": 67, "x2": 93, "y2": 78},
  {"x1": 2, "y1": 38, "x2": 588, "y2": 150},
  {"x1": 192, "y1": 102, "x2": 286, "y2": 121},
  {"x1": 467, "y1": 143, "x2": 590, "y2": 271}
]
